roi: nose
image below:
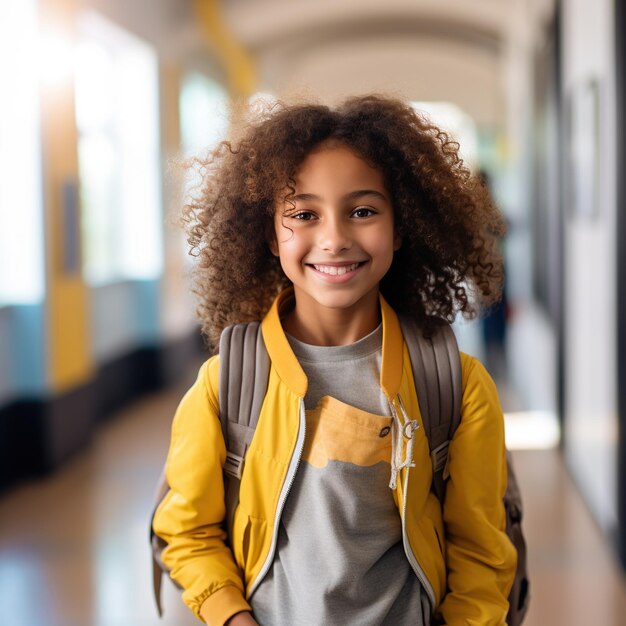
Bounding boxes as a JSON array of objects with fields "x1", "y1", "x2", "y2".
[{"x1": 317, "y1": 216, "x2": 352, "y2": 253}]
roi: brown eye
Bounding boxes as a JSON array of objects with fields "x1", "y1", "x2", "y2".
[
  {"x1": 291, "y1": 211, "x2": 315, "y2": 221},
  {"x1": 352, "y1": 207, "x2": 376, "y2": 218}
]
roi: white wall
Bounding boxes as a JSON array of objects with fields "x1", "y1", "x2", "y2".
[{"x1": 561, "y1": 0, "x2": 618, "y2": 536}]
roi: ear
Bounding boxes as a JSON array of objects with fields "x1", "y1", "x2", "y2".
[{"x1": 393, "y1": 233, "x2": 402, "y2": 251}]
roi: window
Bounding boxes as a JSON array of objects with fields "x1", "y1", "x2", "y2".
[
  {"x1": 75, "y1": 12, "x2": 161, "y2": 285},
  {"x1": 180, "y1": 72, "x2": 229, "y2": 158},
  {"x1": 178, "y1": 73, "x2": 229, "y2": 263},
  {"x1": 0, "y1": 2, "x2": 44, "y2": 305}
]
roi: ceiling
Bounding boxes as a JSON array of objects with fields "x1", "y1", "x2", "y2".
[
  {"x1": 80, "y1": 0, "x2": 556, "y2": 130},
  {"x1": 220, "y1": 0, "x2": 514, "y2": 128}
]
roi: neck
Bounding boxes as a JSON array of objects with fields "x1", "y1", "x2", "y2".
[{"x1": 282, "y1": 289, "x2": 381, "y2": 346}]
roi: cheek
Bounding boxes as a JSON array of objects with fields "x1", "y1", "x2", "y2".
[
  {"x1": 275, "y1": 229, "x2": 293, "y2": 252},
  {"x1": 367, "y1": 228, "x2": 396, "y2": 262},
  {"x1": 274, "y1": 227, "x2": 305, "y2": 266}
]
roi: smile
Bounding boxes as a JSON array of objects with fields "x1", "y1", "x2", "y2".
[{"x1": 310, "y1": 262, "x2": 363, "y2": 276}]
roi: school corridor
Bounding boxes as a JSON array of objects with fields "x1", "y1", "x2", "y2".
[{"x1": 1, "y1": 0, "x2": 626, "y2": 624}]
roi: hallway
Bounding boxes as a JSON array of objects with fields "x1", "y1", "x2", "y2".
[
  {"x1": 1, "y1": 364, "x2": 625, "y2": 626},
  {"x1": 1, "y1": 0, "x2": 626, "y2": 624}
]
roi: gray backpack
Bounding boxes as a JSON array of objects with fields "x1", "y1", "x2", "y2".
[{"x1": 150, "y1": 317, "x2": 529, "y2": 625}]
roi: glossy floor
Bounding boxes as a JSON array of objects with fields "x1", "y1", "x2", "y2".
[{"x1": 0, "y1": 368, "x2": 625, "y2": 625}]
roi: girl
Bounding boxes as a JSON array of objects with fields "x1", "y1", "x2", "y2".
[{"x1": 153, "y1": 95, "x2": 517, "y2": 626}]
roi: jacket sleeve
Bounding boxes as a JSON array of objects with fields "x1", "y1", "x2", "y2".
[
  {"x1": 152, "y1": 356, "x2": 251, "y2": 625},
  {"x1": 435, "y1": 354, "x2": 517, "y2": 626}
]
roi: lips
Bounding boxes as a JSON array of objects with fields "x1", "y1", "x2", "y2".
[
  {"x1": 311, "y1": 262, "x2": 362, "y2": 276},
  {"x1": 305, "y1": 261, "x2": 367, "y2": 283}
]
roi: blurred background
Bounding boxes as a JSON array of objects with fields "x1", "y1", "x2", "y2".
[{"x1": 0, "y1": 0, "x2": 625, "y2": 624}]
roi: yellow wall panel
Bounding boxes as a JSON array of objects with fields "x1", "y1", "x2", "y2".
[
  {"x1": 40, "y1": 0, "x2": 94, "y2": 393},
  {"x1": 48, "y1": 280, "x2": 93, "y2": 391}
]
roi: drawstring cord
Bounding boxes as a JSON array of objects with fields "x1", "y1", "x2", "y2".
[{"x1": 388, "y1": 394, "x2": 419, "y2": 490}]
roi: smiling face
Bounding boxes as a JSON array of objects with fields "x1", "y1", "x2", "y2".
[{"x1": 270, "y1": 142, "x2": 399, "y2": 338}]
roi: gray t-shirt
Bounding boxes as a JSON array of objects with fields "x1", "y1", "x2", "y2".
[{"x1": 250, "y1": 325, "x2": 430, "y2": 625}]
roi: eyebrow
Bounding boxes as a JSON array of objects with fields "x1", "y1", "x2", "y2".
[{"x1": 291, "y1": 189, "x2": 389, "y2": 203}]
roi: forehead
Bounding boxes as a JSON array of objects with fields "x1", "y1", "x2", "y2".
[{"x1": 293, "y1": 144, "x2": 386, "y2": 193}]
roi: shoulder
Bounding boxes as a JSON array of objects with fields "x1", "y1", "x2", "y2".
[
  {"x1": 203, "y1": 354, "x2": 220, "y2": 410},
  {"x1": 457, "y1": 352, "x2": 504, "y2": 432},
  {"x1": 172, "y1": 355, "x2": 220, "y2": 431},
  {"x1": 459, "y1": 351, "x2": 497, "y2": 395}
]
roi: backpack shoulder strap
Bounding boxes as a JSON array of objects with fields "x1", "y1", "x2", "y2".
[
  {"x1": 398, "y1": 314, "x2": 462, "y2": 504},
  {"x1": 218, "y1": 321, "x2": 270, "y2": 534},
  {"x1": 150, "y1": 321, "x2": 270, "y2": 618}
]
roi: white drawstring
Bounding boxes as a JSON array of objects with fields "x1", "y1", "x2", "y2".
[{"x1": 388, "y1": 394, "x2": 419, "y2": 490}]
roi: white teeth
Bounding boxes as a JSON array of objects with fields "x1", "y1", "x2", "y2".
[{"x1": 313, "y1": 263, "x2": 360, "y2": 275}]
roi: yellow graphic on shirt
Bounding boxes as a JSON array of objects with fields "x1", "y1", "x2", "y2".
[{"x1": 302, "y1": 395, "x2": 393, "y2": 469}]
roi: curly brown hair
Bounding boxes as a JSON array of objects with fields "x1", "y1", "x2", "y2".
[{"x1": 183, "y1": 94, "x2": 505, "y2": 347}]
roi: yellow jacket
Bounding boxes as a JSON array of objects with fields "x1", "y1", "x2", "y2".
[{"x1": 153, "y1": 290, "x2": 517, "y2": 625}]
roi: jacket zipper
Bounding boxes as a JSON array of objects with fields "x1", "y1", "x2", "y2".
[
  {"x1": 248, "y1": 399, "x2": 306, "y2": 597},
  {"x1": 248, "y1": 394, "x2": 436, "y2": 607},
  {"x1": 393, "y1": 391, "x2": 436, "y2": 609},
  {"x1": 401, "y1": 463, "x2": 436, "y2": 608}
]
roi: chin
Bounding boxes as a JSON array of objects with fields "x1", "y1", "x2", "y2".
[{"x1": 311, "y1": 293, "x2": 370, "y2": 311}]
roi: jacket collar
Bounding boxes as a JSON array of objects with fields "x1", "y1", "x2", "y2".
[{"x1": 261, "y1": 288, "x2": 404, "y2": 400}]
